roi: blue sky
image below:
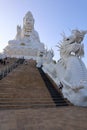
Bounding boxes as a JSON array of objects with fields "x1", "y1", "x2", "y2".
[{"x1": 0, "y1": 0, "x2": 87, "y2": 66}]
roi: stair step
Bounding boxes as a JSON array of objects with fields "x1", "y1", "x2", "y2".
[
  {"x1": 0, "y1": 100, "x2": 65, "y2": 104},
  {"x1": 0, "y1": 103, "x2": 68, "y2": 109}
]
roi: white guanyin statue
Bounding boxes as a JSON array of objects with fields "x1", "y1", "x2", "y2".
[
  {"x1": 3, "y1": 11, "x2": 44, "y2": 59},
  {"x1": 42, "y1": 29, "x2": 87, "y2": 106}
]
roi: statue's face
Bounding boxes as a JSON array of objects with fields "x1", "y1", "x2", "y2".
[
  {"x1": 25, "y1": 16, "x2": 34, "y2": 30},
  {"x1": 23, "y1": 13, "x2": 34, "y2": 36}
]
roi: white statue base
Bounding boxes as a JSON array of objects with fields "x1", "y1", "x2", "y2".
[{"x1": 4, "y1": 39, "x2": 44, "y2": 60}]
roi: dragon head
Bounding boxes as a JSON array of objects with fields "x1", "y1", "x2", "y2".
[{"x1": 57, "y1": 29, "x2": 87, "y2": 58}]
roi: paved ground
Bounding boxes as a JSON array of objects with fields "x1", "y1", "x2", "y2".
[{"x1": 0, "y1": 106, "x2": 87, "y2": 130}]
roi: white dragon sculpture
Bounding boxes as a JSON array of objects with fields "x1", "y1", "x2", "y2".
[{"x1": 42, "y1": 29, "x2": 87, "y2": 106}]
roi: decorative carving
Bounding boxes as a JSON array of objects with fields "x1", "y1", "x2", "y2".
[
  {"x1": 15, "y1": 25, "x2": 22, "y2": 40},
  {"x1": 56, "y1": 29, "x2": 87, "y2": 106}
]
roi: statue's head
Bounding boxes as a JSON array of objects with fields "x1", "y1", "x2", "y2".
[
  {"x1": 57, "y1": 29, "x2": 87, "y2": 58},
  {"x1": 23, "y1": 11, "x2": 34, "y2": 36}
]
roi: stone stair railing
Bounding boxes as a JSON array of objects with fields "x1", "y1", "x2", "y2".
[
  {"x1": 0, "y1": 58, "x2": 25, "y2": 80},
  {"x1": 38, "y1": 67, "x2": 70, "y2": 107}
]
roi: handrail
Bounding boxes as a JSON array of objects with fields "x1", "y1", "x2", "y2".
[{"x1": 0, "y1": 58, "x2": 25, "y2": 80}]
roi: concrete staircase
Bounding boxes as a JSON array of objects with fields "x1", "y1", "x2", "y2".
[{"x1": 0, "y1": 60, "x2": 69, "y2": 109}]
